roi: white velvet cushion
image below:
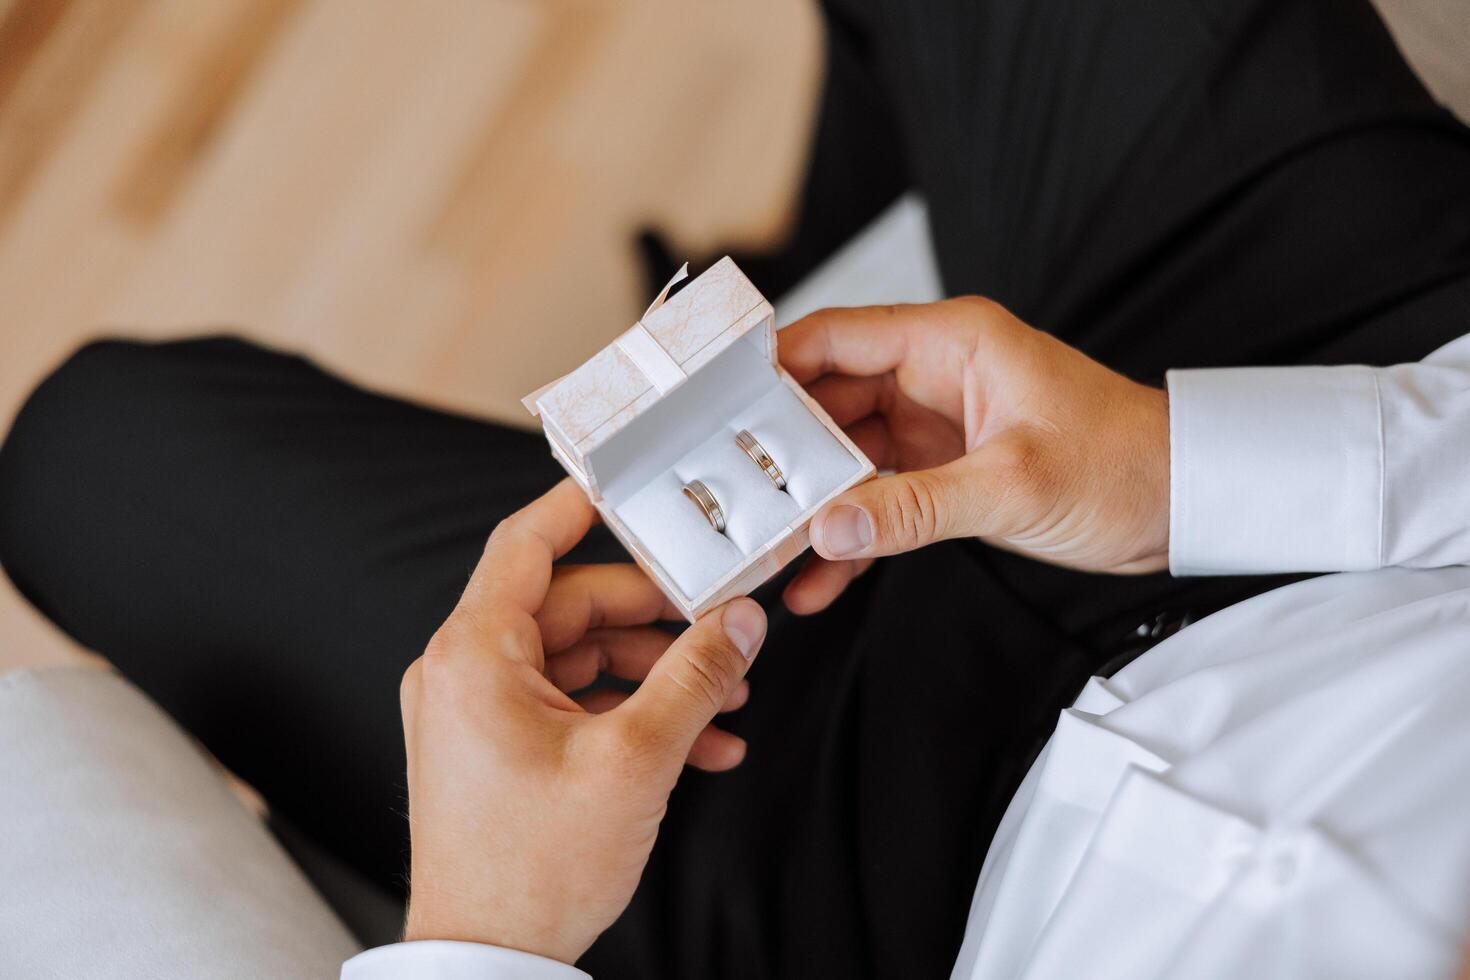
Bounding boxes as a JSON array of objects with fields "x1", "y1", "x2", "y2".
[
  {"x1": 615, "y1": 384, "x2": 863, "y2": 598},
  {"x1": 0, "y1": 666, "x2": 360, "y2": 979}
]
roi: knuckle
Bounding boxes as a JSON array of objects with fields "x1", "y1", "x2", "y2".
[
  {"x1": 953, "y1": 294, "x2": 1000, "y2": 316},
  {"x1": 486, "y1": 516, "x2": 517, "y2": 548},
  {"x1": 671, "y1": 638, "x2": 741, "y2": 713},
  {"x1": 422, "y1": 625, "x2": 459, "y2": 660},
  {"x1": 413, "y1": 631, "x2": 469, "y2": 705},
  {"x1": 414, "y1": 648, "x2": 456, "y2": 697},
  {"x1": 877, "y1": 475, "x2": 943, "y2": 549},
  {"x1": 950, "y1": 295, "x2": 1024, "y2": 345},
  {"x1": 992, "y1": 434, "x2": 1050, "y2": 495},
  {"x1": 399, "y1": 656, "x2": 425, "y2": 707},
  {"x1": 950, "y1": 295, "x2": 1013, "y2": 329},
  {"x1": 603, "y1": 713, "x2": 671, "y2": 768},
  {"x1": 802, "y1": 306, "x2": 849, "y2": 334}
]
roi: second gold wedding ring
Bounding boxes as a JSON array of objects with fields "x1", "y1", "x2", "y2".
[
  {"x1": 735, "y1": 429, "x2": 786, "y2": 491},
  {"x1": 681, "y1": 479, "x2": 727, "y2": 533}
]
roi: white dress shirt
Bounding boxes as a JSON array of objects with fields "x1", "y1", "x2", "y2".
[{"x1": 344, "y1": 333, "x2": 1470, "y2": 980}]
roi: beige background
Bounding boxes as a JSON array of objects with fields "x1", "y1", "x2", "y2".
[{"x1": 0, "y1": 0, "x2": 1466, "y2": 672}]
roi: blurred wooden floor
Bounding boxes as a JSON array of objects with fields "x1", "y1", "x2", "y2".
[
  {"x1": 0, "y1": 0, "x2": 1466, "y2": 671},
  {"x1": 0, "y1": 0, "x2": 822, "y2": 668},
  {"x1": 0, "y1": 0, "x2": 822, "y2": 432}
]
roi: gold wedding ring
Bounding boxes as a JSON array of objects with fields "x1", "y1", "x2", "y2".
[
  {"x1": 735, "y1": 429, "x2": 786, "y2": 491},
  {"x1": 681, "y1": 479, "x2": 727, "y2": 533}
]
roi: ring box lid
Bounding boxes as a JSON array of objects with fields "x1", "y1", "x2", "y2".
[{"x1": 523, "y1": 257, "x2": 775, "y2": 499}]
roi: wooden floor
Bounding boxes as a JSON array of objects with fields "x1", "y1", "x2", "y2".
[
  {"x1": 0, "y1": 0, "x2": 822, "y2": 431},
  {"x1": 0, "y1": 0, "x2": 1466, "y2": 672},
  {"x1": 0, "y1": 0, "x2": 823, "y2": 669}
]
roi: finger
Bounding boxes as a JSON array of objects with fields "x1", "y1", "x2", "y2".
[
  {"x1": 718, "y1": 679, "x2": 751, "y2": 713},
  {"x1": 778, "y1": 305, "x2": 922, "y2": 384},
  {"x1": 546, "y1": 626, "x2": 673, "y2": 690},
  {"x1": 780, "y1": 296, "x2": 1019, "y2": 386},
  {"x1": 444, "y1": 480, "x2": 596, "y2": 658},
  {"x1": 536, "y1": 564, "x2": 680, "y2": 654},
  {"x1": 613, "y1": 599, "x2": 766, "y2": 760},
  {"x1": 809, "y1": 440, "x2": 1029, "y2": 560},
  {"x1": 806, "y1": 374, "x2": 889, "y2": 427},
  {"x1": 547, "y1": 627, "x2": 751, "y2": 710},
  {"x1": 782, "y1": 554, "x2": 874, "y2": 615},
  {"x1": 685, "y1": 726, "x2": 748, "y2": 771},
  {"x1": 578, "y1": 689, "x2": 747, "y2": 770},
  {"x1": 844, "y1": 415, "x2": 894, "y2": 470}
]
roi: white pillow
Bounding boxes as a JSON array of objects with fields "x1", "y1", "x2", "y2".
[{"x1": 0, "y1": 667, "x2": 360, "y2": 979}]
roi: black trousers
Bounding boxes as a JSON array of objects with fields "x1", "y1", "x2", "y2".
[{"x1": 3, "y1": 1, "x2": 1470, "y2": 977}]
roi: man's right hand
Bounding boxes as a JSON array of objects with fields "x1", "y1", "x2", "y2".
[{"x1": 778, "y1": 297, "x2": 1172, "y2": 614}]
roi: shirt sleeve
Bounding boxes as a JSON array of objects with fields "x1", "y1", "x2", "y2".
[
  {"x1": 1167, "y1": 332, "x2": 1470, "y2": 575},
  {"x1": 341, "y1": 940, "x2": 592, "y2": 980}
]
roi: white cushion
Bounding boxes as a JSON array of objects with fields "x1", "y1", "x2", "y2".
[
  {"x1": 614, "y1": 384, "x2": 863, "y2": 598},
  {"x1": 0, "y1": 667, "x2": 360, "y2": 979}
]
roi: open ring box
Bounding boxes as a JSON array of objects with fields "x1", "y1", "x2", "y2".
[{"x1": 524, "y1": 257, "x2": 876, "y2": 621}]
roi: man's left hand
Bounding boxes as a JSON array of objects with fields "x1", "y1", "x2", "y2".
[{"x1": 399, "y1": 480, "x2": 767, "y2": 965}]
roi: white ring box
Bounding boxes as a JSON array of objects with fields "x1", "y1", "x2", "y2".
[{"x1": 524, "y1": 257, "x2": 876, "y2": 621}]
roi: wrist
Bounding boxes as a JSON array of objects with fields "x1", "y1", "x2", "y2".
[
  {"x1": 1113, "y1": 382, "x2": 1171, "y2": 572},
  {"x1": 404, "y1": 897, "x2": 584, "y2": 967}
]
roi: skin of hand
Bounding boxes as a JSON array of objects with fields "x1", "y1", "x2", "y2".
[
  {"x1": 779, "y1": 297, "x2": 1171, "y2": 615},
  {"x1": 399, "y1": 480, "x2": 768, "y2": 964}
]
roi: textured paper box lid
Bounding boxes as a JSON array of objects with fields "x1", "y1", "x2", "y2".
[{"x1": 524, "y1": 256, "x2": 775, "y2": 496}]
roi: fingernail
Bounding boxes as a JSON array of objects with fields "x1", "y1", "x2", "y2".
[
  {"x1": 722, "y1": 600, "x2": 767, "y2": 659},
  {"x1": 819, "y1": 505, "x2": 873, "y2": 558}
]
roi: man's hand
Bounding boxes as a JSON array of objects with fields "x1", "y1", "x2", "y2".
[
  {"x1": 779, "y1": 297, "x2": 1170, "y2": 614},
  {"x1": 400, "y1": 480, "x2": 767, "y2": 964}
]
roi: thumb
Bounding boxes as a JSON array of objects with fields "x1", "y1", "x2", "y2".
[
  {"x1": 811, "y1": 445, "x2": 1025, "y2": 560},
  {"x1": 619, "y1": 599, "x2": 766, "y2": 756}
]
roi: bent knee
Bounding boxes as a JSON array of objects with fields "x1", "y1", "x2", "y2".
[
  {"x1": 0, "y1": 341, "x2": 155, "y2": 588},
  {"x1": 0, "y1": 337, "x2": 261, "y2": 603}
]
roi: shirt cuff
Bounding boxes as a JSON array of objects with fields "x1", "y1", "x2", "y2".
[
  {"x1": 342, "y1": 940, "x2": 591, "y2": 980},
  {"x1": 1166, "y1": 365, "x2": 1383, "y2": 576}
]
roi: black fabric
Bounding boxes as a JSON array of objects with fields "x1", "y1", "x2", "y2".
[{"x1": 2, "y1": 0, "x2": 1470, "y2": 977}]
